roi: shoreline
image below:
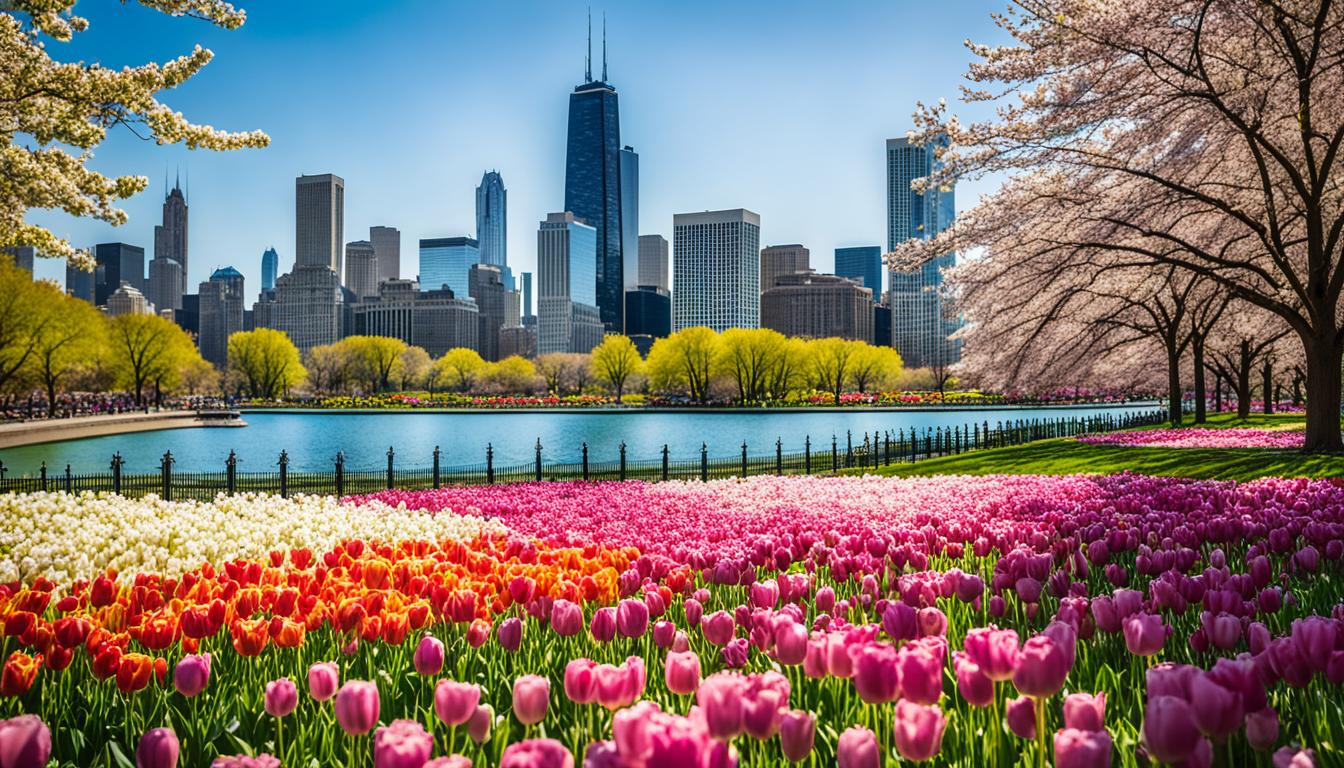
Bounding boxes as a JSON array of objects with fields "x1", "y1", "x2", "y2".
[
  {"x1": 241, "y1": 401, "x2": 1162, "y2": 415},
  {"x1": 0, "y1": 411, "x2": 207, "y2": 449}
]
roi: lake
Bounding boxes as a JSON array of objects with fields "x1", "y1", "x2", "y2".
[{"x1": 0, "y1": 404, "x2": 1161, "y2": 474}]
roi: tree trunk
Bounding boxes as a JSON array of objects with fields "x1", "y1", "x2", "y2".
[
  {"x1": 1293, "y1": 375, "x2": 1302, "y2": 406},
  {"x1": 1262, "y1": 360, "x2": 1273, "y2": 415},
  {"x1": 1236, "y1": 341, "x2": 1252, "y2": 420},
  {"x1": 1300, "y1": 332, "x2": 1344, "y2": 452},
  {"x1": 1192, "y1": 336, "x2": 1207, "y2": 424},
  {"x1": 1165, "y1": 343, "x2": 1183, "y2": 426},
  {"x1": 1213, "y1": 374, "x2": 1222, "y2": 412}
]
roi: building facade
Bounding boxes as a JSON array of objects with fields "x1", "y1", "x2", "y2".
[
  {"x1": 537, "y1": 212, "x2": 601, "y2": 354},
  {"x1": 147, "y1": 256, "x2": 184, "y2": 312},
  {"x1": 475, "y1": 171, "x2": 507, "y2": 268},
  {"x1": 672, "y1": 209, "x2": 760, "y2": 331},
  {"x1": 624, "y1": 286, "x2": 671, "y2": 340},
  {"x1": 106, "y1": 283, "x2": 153, "y2": 317},
  {"x1": 198, "y1": 266, "x2": 245, "y2": 367},
  {"x1": 153, "y1": 181, "x2": 189, "y2": 296},
  {"x1": 637, "y1": 234, "x2": 669, "y2": 292},
  {"x1": 418, "y1": 237, "x2": 480, "y2": 298},
  {"x1": 261, "y1": 247, "x2": 279, "y2": 291},
  {"x1": 761, "y1": 272, "x2": 873, "y2": 341},
  {"x1": 521, "y1": 272, "x2": 534, "y2": 320},
  {"x1": 369, "y1": 226, "x2": 400, "y2": 284},
  {"x1": 94, "y1": 243, "x2": 145, "y2": 306},
  {"x1": 564, "y1": 71, "x2": 624, "y2": 332},
  {"x1": 499, "y1": 324, "x2": 537, "y2": 359},
  {"x1": 351, "y1": 280, "x2": 479, "y2": 357},
  {"x1": 296, "y1": 174, "x2": 344, "y2": 273},
  {"x1": 271, "y1": 266, "x2": 343, "y2": 353},
  {"x1": 344, "y1": 240, "x2": 378, "y2": 300},
  {"x1": 469, "y1": 263, "x2": 508, "y2": 362},
  {"x1": 886, "y1": 136, "x2": 960, "y2": 368},
  {"x1": 760, "y1": 244, "x2": 810, "y2": 293},
  {"x1": 2, "y1": 246, "x2": 35, "y2": 275},
  {"x1": 835, "y1": 245, "x2": 883, "y2": 294},
  {"x1": 66, "y1": 259, "x2": 94, "y2": 302},
  {"x1": 620, "y1": 146, "x2": 639, "y2": 297}
]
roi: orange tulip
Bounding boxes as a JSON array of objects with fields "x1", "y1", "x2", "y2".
[
  {"x1": 0, "y1": 652, "x2": 41, "y2": 696},
  {"x1": 116, "y1": 652, "x2": 153, "y2": 693},
  {"x1": 271, "y1": 618, "x2": 306, "y2": 649},
  {"x1": 230, "y1": 618, "x2": 269, "y2": 657}
]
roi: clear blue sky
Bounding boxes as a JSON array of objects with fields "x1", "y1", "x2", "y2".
[{"x1": 27, "y1": 0, "x2": 1010, "y2": 295}]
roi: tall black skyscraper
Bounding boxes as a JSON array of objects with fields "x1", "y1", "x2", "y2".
[{"x1": 564, "y1": 14, "x2": 625, "y2": 332}]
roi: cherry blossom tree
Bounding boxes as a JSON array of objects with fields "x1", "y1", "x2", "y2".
[
  {"x1": 892, "y1": 0, "x2": 1344, "y2": 451},
  {"x1": 3, "y1": 0, "x2": 268, "y2": 265}
]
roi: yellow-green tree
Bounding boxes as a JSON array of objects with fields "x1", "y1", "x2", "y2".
[
  {"x1": 29, "y1": 286, "x2": 105, "y2": 415},
  {"x1": 108, "y1": 313, "x2": 197, "y2": 406},
  {"x1": 342, "y1": 335, "x2": 407, "y2": 393},
  {"x1": 716, "y1": 328, "x2": 790, "y2": 403},
  {"x1": 766, "y1": 337, "x2": 809, "y2": 401},
  {"x1": 807, "y1": 338, "x2": 862, "y2": 405},
  {"x1": 178, "y1": 356, "x2": 221, "y2": 396},
  {"x1": 436, "y1": 348, "x2": 487, "y2": 393},
  {"x1": 535, "y1": 353, "x2": 569, "y2": 395},
  {"x1": 3, "y1": 0, "x2": 268, "y2": 264},
  {"x1": 849, "y1": 344, "x2": 903, "y2": 393},
  {"x1": 646, "y1": 327, "x2": 720, "y2": 403},
  {"x1": 0, "y1": 260, "x2": 53, "y2": 395},
  {"x1": 397, "y1": 346, "x2": 432, "y2": 391},
  {"x1": 303, "y1": 343, "x2": 356, "y2": 395},
  {"x1": 486, "y1": 355, "x2": 539, "y2": 394},
  {"x1": 590, "y1": 335, "x2": 643, "y2": 402},
  {"x1": 226, "y1": 328, "x2": 305, "y2": 400}
]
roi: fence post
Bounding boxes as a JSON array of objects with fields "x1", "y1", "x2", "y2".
[
  {"x1": 224, "y1": 450, "x2": 236, "y2": 495},
  {"x1": 432, "y1": 446, "x2": 441, "y2": 489},
  {"x1": 661, "y1": 445, "x2": 669, "y2": 482},
  {"x1": 884, "y1": 431, "x2": 892, "y2": 465},
  {"x1": 386, "y1": 446, "x2": 395, "y2": 490},
  {"x1": 486, "y1": 444, "x2": 494, "y2": 485},
  {"x1": 111, "y1": 453, "x2": 124, "y2": 495},
  {"x1": 534, "y1": 438, "x2": 543, "y2": 482},
  {"x1": 160, "y1": 452, "x2": 173, "y2": 500},
  {"x1": 845, "y1": 430, "x2": 853, "y2": 468},
  {"x1": 804, "y1": 436, "x2": 811, "y2": 474},
  {"x1": 700, "y1": 443, "x2": 708, "y2": 482},
  {"x1": 741, "y1": 441, "x2": 748, "y2": 478},
  {"x1": 831, "y1": 435, "x2": 839, "y2": 474},
  {"x1": 619, "y1": 442, "x2": 627, "y2": 481},
  {"x1": 277, "y1": 450, "x2": 288, "y2": 499},
  {"x1": 40, "y1": 462, "x2": 47, "y2": 492},
  {"x1": 64, "y1": 464, "x2": 72, "y2": 493},
  {"x1": 582, "y1": 443, "x2": 590, "y2": 481},
  {"x1": 775, "y1": 438, "x2": 783, "y2": 475},
  {"x1": 334, "y1": 452, "x2": 344, "y2": 497}
]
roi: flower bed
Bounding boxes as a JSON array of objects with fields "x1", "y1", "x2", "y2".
[
  {"x1": 1077, "y1": 427, "x2": 1305, "y2": 449},
  {"x1": 0, "y1": 474, "x2": 1339, "y2": 766}
]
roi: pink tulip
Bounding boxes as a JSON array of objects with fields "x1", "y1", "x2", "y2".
[
  {"x1": 413, "y1": 635, "x2": 445, "y2": 676},
  {"x1": 1013, "y1": 635, "x2": 1070, "y2": 698},
  {"x1": 564, "y1": 658, "x2": 599, "y2": 704},
  {"x1": 898, "y1": 644, "x2": 944, "y2": 705},
  {"x1": 500, "y1": 738, "x2": 575, "y2": 768},
  {"x1": 590, "y1": 607, "x2": 617, "y2": 643},
  {"x1": 595, "y1": 660, "x2": 642, "y2": 710},
  {"x1": 917, "y1": 607, "x2": 948, "y2": 638},
  {"x1": 779, "y1": 710, "x2": 816, "y2": 762},
  {"x1": 742, "y1": 687, "x2": 786, "y2": 740},
  {"x1": 803, "y1": 635, "x2": 829, "y2": 678},
  {"x1": 550, "y1": 600, "x2": 583, "y2": 636},
  {"x1": 435, "y1": 680, "x2": 480, "y2": 726},
  {"x1": 1273, "y1": 747, "x2": 1317, "y2": 768},
  {"x1": 308, "y1": 662, "x2": 339, "y2": 702},
  {"x1": 264, "y1": 678, "x2": 298, "y2": 718},
  {"x1": 1246, "y1": 707, "x2": 1279, "y2": 751},
  {"x1": 652, "y1": 620, "x2": 676, "y2": 649},
  {"x1": 0, "y1": 715, "x2": 51, "y2": 768},
  {"x1": 750, "y1": 579, "x2": 780, "y2": 609},
  {"x1": 1142, "y1": 696, "x2": 1200, "y2": 764},
  {"x1": 173, "y1": 654, "x2": 210, "y2": 698},
  {"x1": 836, "y1": 726, "x2": 879, "y2": 768},
  {"x1": 852, "y1": 643, "x2": 900, "y2": 704},
  {"x1": 334, "y1": 681, "x2": 381, "y2": 736},
  {"x1": 498, "y1": 617, "x2": 523, "y2": 653},
  {"x1": 826, "y1": 632, "x2": 856, "y2": 678},
  {"x1": 467, "y1": 704, "x2": 494, "y2": 745},
  {"x1": 1189, "y1": 674, "x2": 1242, "y2": 739},
  {"x1": 954, "y1": 654, "x2": 994, "y2": 707},
  {"x1": 1005, "y1": 696, "x2": 1037, "y2": 739},
  {"x1": 616, "y1": 599, "x2": 649, "y2": 639},
  {"x1": 512, "y1": 675, "x2": 550, "y2": 725},
  {"x1": 373, "y1": 720, "x2": 432, "y2": 768},
  {"x1": 775, "y1": 621, "x2": 808, "y2": 666},
  {"x1": 893, "y1": 700, "x2": 946, "y2": 761},
  {"x1": 1123, "y1": 613, "x2": 1167, "y2": 657},
  {"x1": 1291, "y1": 617, "x2": 1337, "y2": 672},
  {"x1": 683, "y1": 598, "x2": 704, "y2": 628},
  {"x1": 423, "y1": 758, "x2": 473, "y2": 768},
  {"x1": 1062, "y1": 692, "x2": 1105, "y2": 732},
  {"x1": 701, "y1": 611, "x2": 736, "y2": 646},
  {"x1": 1054, "y1": 727, "x2": 1112, "y2": 768},
  {"x1": 136, "y1": 728, "x2": 179, "y2": 768},
  {"x1": 665, "y1": 650, "x2": 701, "y2": 696},
  {"x1": 964, "y1": 627, "x2": 1020, "y2": 681},
  {"x1": 697, "y1": 673, "x2": 745, "y2": 740}
]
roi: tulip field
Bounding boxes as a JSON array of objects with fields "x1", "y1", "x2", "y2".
[{"x1": 0, "y1": 473, "x2": 1340, "y2": 767}]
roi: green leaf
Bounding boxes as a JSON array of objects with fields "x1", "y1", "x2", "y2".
[{"x1": 107, "y1": 742, "x2": 135, "y2": 768}]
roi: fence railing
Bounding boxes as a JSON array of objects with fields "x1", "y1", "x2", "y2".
[{"x1": 0, "y1": 410, "x2": 1165, "y2": 500}]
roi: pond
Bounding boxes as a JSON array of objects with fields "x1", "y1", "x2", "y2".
[{"x1": 0, "y1": 404, "x2": 1162, "y2": 474}]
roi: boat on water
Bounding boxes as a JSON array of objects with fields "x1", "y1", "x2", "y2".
[{"x1": 195, "y1": 409, "x2": 246, "y2": 427}]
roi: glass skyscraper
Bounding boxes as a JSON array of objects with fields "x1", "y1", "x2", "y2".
[
  {"x1": 834, "y1": 246, "x2": 882, "y2": 295},
  {"x1": 475, "y1": 171, "x2": 507, "y2": 268},
  {"x1": 261, "y1": 247, "x2": 279, "y2": 291},
  {"x1": 886, "y1": 135, "x2": 960, "y2": 368},
  {"x1": 564, "y1": 63, "x2": 624, "y2": 332},
  {"x1": 418, "y1": 237, "x2": 480, "y2": 299}
]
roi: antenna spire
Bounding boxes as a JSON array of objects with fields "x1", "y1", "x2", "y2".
[
  {"x1": 602, "y1": 13, "x2": 607, "y2": 81},
  {"x1": 585, "y1": 8, "x2": 592, "y2": 82}
]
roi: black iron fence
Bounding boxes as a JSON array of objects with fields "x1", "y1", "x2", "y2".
[{"x1": 0, "y1": 410, "x2": 1164, "y2": 500}]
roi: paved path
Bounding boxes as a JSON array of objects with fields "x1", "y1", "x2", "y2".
[{"x1": 0, "y1": 411, "x2": 204, "y2": 448}]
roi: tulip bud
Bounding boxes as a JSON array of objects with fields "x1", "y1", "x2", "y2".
[
  {"x1": 264, "y1": 678, "x2": 298, "y2": 718},
  {"x1": 1142, "y1": 696, "x2": 1200, "y2": 764},
  {"x1": 335, "y1": 681, "x2": 381, "y2": 735},
  {"x1": 373, "y1": 719, "x2": 432, "y2": 768},
  {"x1": 466, "y1": 704, "x2": 493, "y2": 745},
  {"x1": 664, "y1": 651, "x2": 701, "y2": 696},
  {"x1": 435, "y1": 680, "x2": 481, "y2": 726},
  {"x1": 836, "y1": 726, "x2": 879, "y2": 768},
  {"x1": 1005, "y1": 696, "x2": 1037, "y2": 739},
  {"x1": 1053, "y1": 727, "x2": 1112, "y2": 768},
  {"x1": 1062, "y1": 692, "x2": 1105, "y2": 732},
  {"x1": 0, "y1": 715, "x2": 51, "y2": 768},
  {"x1": 512, "y1": 675, "x2": 550, "y2": 726},
  {"x1": 413, "y1": 635, "x2": 445, "y2": 676},
  {"x1": 497, "y1": 618, "x2": 523, "y2": 653},
  {"x1": 173, "y1": 654, "x2": 210, "y2": 698},
  {"x1": 136, "y1": 728, "x2": 179, "y2": 768},
  {"x1": 779, "y1": 709, "x2": 816, "y2": 762}
]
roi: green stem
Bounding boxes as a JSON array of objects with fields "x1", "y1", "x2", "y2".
[{"x1": 1035, "y1": 697, "x2": 1047, "y2": 768}]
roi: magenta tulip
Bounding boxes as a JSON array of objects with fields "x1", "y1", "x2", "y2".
[
  {"x1": 697, "y1": 673, "x2": 746, "y2": 740},
  {"x1": 964, "y1": 627, "x2": 1020, "y2": 681},
  {"x1": 496, "y1": 618, "x2": 523, "y2": 653},
  {"x1": 852, "y1": 643, "x2": 900, "y2": 704},
  {"x1": 136, "y1": 728, "x2": 179, "y2": 768},
  {"x1": 1246, "y1": 707, "x2": 1279, "y2": 751},
  {"x1": 954, "y1": 655, "x2": 994, "y2": 708},
  {"x1": 1054, "y1": 727, "x2": 1113, "y2": 768},
  {"x1": 898, "y1": 644, "x2": 944, "y2": 705},
  {"x1": 307, "y1": 662, "x2": 339, "y2": 702},
  {"x1": 423, "y1": 757, "x2": 473, "y2": 768},
  {"x1": 1013, "y1": 635, "x2": 1070, "y2": 698},
  {"x1": 775, "y1": 621, "x2": 808, "y2": 666},
  {"x1": 702, "y1": 611, "x2": 736, "y2": 646},
  {"x1": 1142, "y1": 696, "x2": 1200, "y2": 764},
  {"x1": 173, "y1": 654, "x2": 210, "y2": 698},
  {"x1": 779, "y1": 710, "x2": 816, "y2": 762},
  {"x1": 264, "y1": 678, "x2": 298, "y2": 718},
  {"x1": 1274, "y1": 747, "x2": 1318, "y2": 768},
  {"x1": 334, "y1": 681, "x2": 381, "y2": 736},
  {"x1": 616, "y1": 599, "x2": 650, "y2": 639},
  {"x1": 1062, "y1": 692, "x2": 1105, "y2": 732},
  {"x1": 500, "y1": 738, "x2": 575, "y2": 768},
  {"x1": 550, "y1": 600, "x2": 583, "y2": 636},
  {"x1": 1189, "y1": 674, "x2": 1242, "y2": 739},
  {"x1": 413, "y1": 635, "x2": 445, "y2": 676},
  {"x1": 1123, "y1": 613, "x2": 1167, "y2": 656},
  {"x1": 652, "y1": 620, "x2": 676, "y2": 649},
  {"x1": 467, "y1": 704, "x2": 494, "y2": 745},
  {"x1": 1005, "y1": 696, "x2": 1037, "y2": 739},
  {"x1": 664, "y1": 650, "x2": 701, "y2": 696},
  {"x1": 434, "y1": 680, "x2": 480, "y2": 726},
  {"x1": 683, "y1": 598, "x2": 704, "y2": 628},
  {"x1": 512, "y1": 675, "x2": 550, "y2": 725},
  {"x1": 836, "y1": 726, "x2": 879, "y2": 768},
  {"x1": 373, "y1": 720, "x2": 432, "y2": 768},
  {"x1": 590, "y1": 607, "x2": 617, "y2": 643},
  {"x1": 893, "y1": 700, "x2": 946, "y2": 761},
  {"x1": 0, "y1": 715, "x2": 51, "y2": 768},
  {"x1": 1291, "y1": 617, "x2": 1337, "y2": 672}
]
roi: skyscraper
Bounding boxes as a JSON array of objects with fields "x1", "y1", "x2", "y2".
[
  {"x1": 65, "y1": 258, "x2": 94, "y2": 302},
  {"x1": 835, "y1": 246, "x2": 883, "y2": 294},
  {"x1": 619, "y1": 146, "x2": 639, "y2": 296},
  {"x1": 198, "y1": 267, "x2": 246, "y2": 367},
  {"x1": 761, "y1": 272, "x2": 873, "y2": 341},
  {"x1": 672, "y1": 209, "x2": 760, "y2": 331},
  {"x1": 760, "y1": 244, "x2": 810, "y2": 293},
  {"x1": 521, "y1": 272, "x2": 534, "y2": 320},
  {"x1": 418, "y1": 237, "x2": 480, "y2": 298},
  {"x1": 93, "y1": 243, "x2": 145, "y2": 306},
  {"x1": 469, "y1": 263, "x2": 508, "y2": 362},
  {"x1": 148, "y1": 256, "x2": 184, "y2": 312},
  {"x1": 261, "y1": 247, "x2": 279, "y2": 291},
  {"x1": 886, "y1": 136, "x2": 959, "y2": 368},
  {"x1": 344, "y1": 240, "x2": 378, "y2": 300},
  {"x1": 637, "y1": 234, "x2": 669, "y2": 292},
  {"x1": 105, "y1": 284, "x2": 153, "y2": 317},
  {"x1": 564, "y1": 19, "x2": 625, "y2": 332},
  {"x1": 153, "y1": 178, "x2": 188, "y2": 295},
  {"x1": 295, "y1": 174, "x2": 344, "y2": 273},
  {"x1": 475, "y1": 171, "x2": 507, "y2": 268},
  {"x1": 369, "y1": 226, "x2": 401, "y2": 284},
  {"x1": 537, "y1": 212, "x2": 602, "y2": 354}
]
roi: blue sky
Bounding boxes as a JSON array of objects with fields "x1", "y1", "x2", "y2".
[{"x1": 27, "y1": 0, "x2": 1010, "y2": 295}]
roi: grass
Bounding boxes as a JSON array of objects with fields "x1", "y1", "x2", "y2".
[{"x1": 864, "y1": 411, "x2": 1344, "y2": 483}]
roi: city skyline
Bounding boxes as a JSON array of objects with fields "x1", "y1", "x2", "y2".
[{"x1": 22, "y1": 1, "x2": 1008, "y2": 294}]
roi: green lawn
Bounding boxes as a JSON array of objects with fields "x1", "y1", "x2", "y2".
[{"x1": 865, "y1": 412, "x2": 1344, "y2": 482}]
